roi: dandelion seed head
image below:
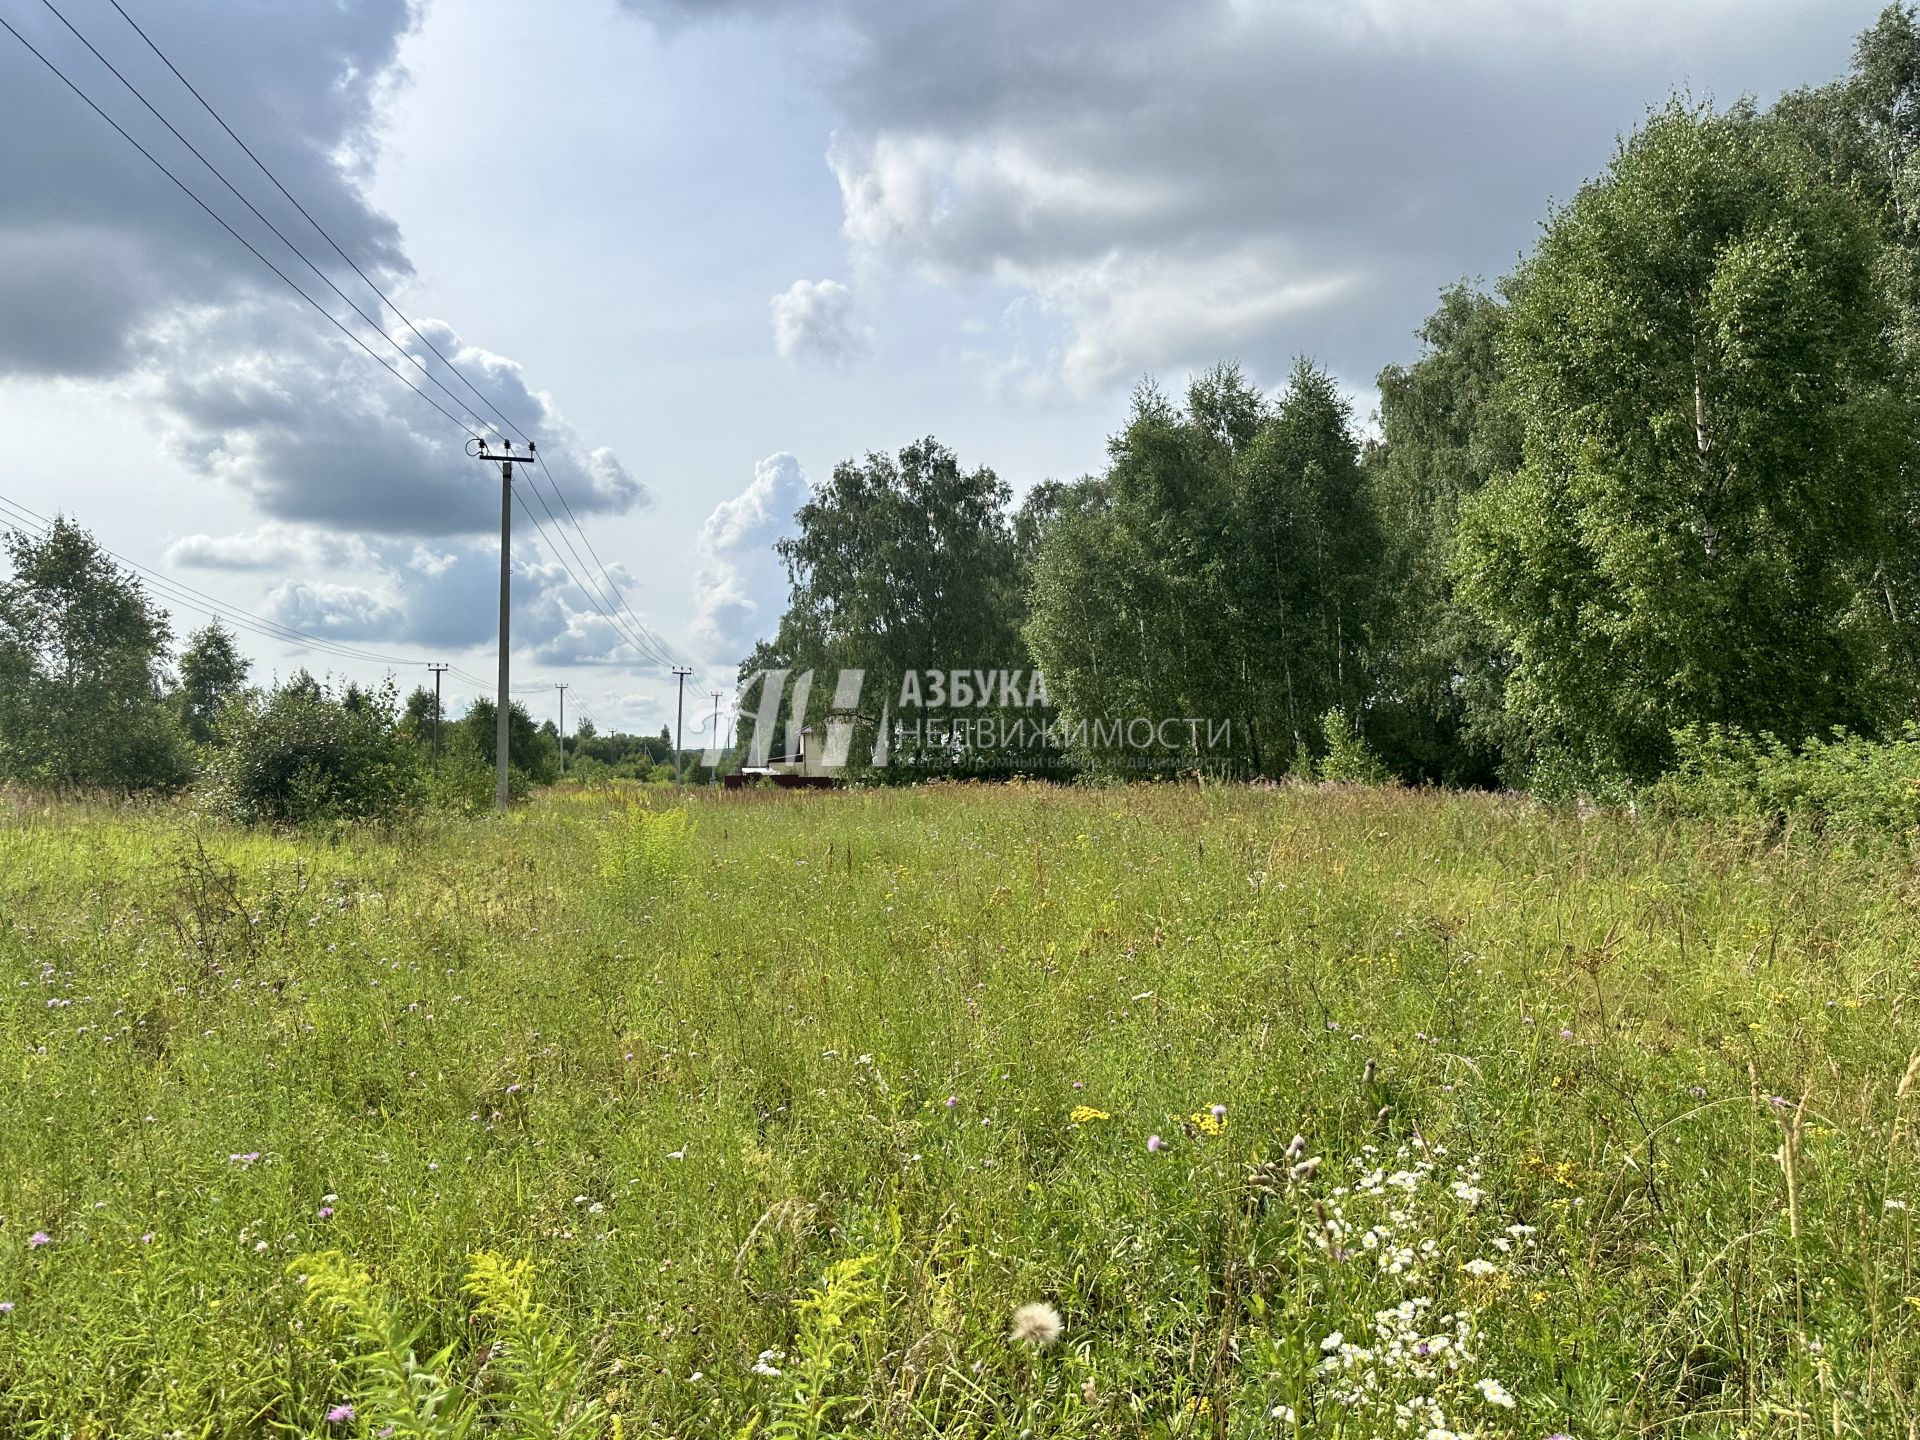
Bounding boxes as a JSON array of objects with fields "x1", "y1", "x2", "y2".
[{"x1": 1009, "y1": 1301, "x2": 1062, "y2": 1348}]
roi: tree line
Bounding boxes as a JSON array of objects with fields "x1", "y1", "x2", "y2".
[
  {"x1": 0, "y1": 516, "x2": 694, "y2": 817},
  {"x1": 745, "y1": 6, "x2": 1920, "y2": 794}
]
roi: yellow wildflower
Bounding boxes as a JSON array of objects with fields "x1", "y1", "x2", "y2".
[{"x1": 1069, "y1": 1105, "x2": 1111, "y2": 1126}]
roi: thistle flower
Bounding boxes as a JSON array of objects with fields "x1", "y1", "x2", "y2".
[
  {"x1": 1010, "y1": 1301, "x2": 1062, "y2": 1348},
  {"x1": 0, "y1": 1301, "x2": 14, "y2": 1314},
  {"x1": 27, "y1": 1232, "x2": 49, "y2": 1250},
  {"x1": 1147, "y1": 1134, "x2": 1164, "y2": 1153},
  {"x1": 325, "y1": 1403, "x2": 356, "y2": 1423}
]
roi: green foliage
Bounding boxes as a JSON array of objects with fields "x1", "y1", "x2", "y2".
[
  {"x1": 1025, "y1": 362, "x2": 1379, "y2": 778},
  {"x1": 1365, "y1": 286, "x2": 1518, "y2": 786},
  {"x1": 1315, "y1": 707, "x2": 1392, "y2": 785},
  {"x1": 173, "y1": 621, "x2": 250, "y2": 747},
  {"x1": 764, "y1": 1255, "x2": 879, "y2": 1440},
  {"x1": 1654, "y1": 722, "x2": 1920, "y2": 830},
  {"x1": 754, "y1": 438, "x2": 1038, "y2": 777},
  {"x1": 463, "y1": 1251, "x2": 604, "y2": 1439},
  {"x1": 295, "y1": 1250, "x2": 471, "y2": 1439},
  {"x1": 201, "y1": 672, "x2": 424, "y2": 826},
  {"x1": 0, "y1": 516, "x2": 191, "y2": 790},
  {"x1": 597, "y1": 802, "x2": 694, "y2": 889},
  {"x1": 459, "y1": 697, "x2": 558, "y2": 789},
  {"x1": 1457, "y1": 100, "x2": 1914, "y2": 786}
]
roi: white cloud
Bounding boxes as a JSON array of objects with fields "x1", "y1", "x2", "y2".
[
  {"x1": 691, "y1": 452, "x2": 810, "y2": 662},
  {"x1": 770, "y1": 279, "x2": 872, "y2": 368},
  {"x1": 639, "y1": 0, "x2": 1863, "y2": 395}
]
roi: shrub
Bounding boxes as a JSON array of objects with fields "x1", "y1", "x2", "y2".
[
  {"x1": 1318, "y1": 707, "x2": 1393, "y2": 785},
  {"x1": 1653, "y1": 723, "x2": 1920, "y2": 831},
  {"x1": 202, "y1": 673, "x2": 424, "y2": 826}
]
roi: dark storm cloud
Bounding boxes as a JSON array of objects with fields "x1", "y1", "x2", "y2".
[{"x1": 625, "y1": 0, "x2": 1877, "y2": 392}]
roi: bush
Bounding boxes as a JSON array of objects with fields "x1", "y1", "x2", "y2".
[
  {"x1": 202, "y1": 673, "x2": 424, "y2": 826},
  {"x1": 1317, "y1": 707, "x2": 1393, "y2": 785},
  {"x1": 1653, "y1": 723, "x2": 1920, "y2": 831}
]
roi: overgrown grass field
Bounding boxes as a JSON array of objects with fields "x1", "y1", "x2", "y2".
[{"x1": 1, "y1": 783, "x2": 1916, "y2": 1437}]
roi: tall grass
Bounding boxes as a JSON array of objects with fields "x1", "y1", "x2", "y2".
[{"x1": 0, "y1": 781, "x2": 1914, "y2": 1436}]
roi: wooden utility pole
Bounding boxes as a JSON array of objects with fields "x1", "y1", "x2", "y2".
[
  {"x1": 471, "y1": 439, "x2": 541, "y2": 810},
  {"x1": 427, "y1": 662, "x2": 450, "y2": 772},
  {"x1": 556, "y1": 683, "x2": 569, "y2": 776}
]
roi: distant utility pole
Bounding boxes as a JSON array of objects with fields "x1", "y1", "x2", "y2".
[
  {"x1": 471, "y1": 438, "x2": 542, "y2": 810},
  {"x1": 555, "y1": 683, "x2": 569, "y2": 776},
  {"x1": 709, "y1": 691, "x2": 722, "y2": 780},
  {"x1": 672, "y1": 665, "x2": 694, "y2": 787},
  {"x1": 427, "y1": 662, "x2": 450, "y2": 773}
]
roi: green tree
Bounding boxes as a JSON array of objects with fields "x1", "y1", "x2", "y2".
[
  {"x1": 459, "y1": 697, "x2": 558, "y2": 788},
  {"x1": 201, "y1": 671, "x2": 422, "y2": 825},
  {"x1": 1457, "y1": 101, "x2": 1914, "y2": 785},
  {"x1": 173, "y1": 621, "x2": 250, "y2": 746},
  {"x1": 0, "y1": 516, "x2": 190, "y2": 789},
  {"x1": 1235, "y1": 359, "x2": 1381, "y2": 768},
  {"x1": 756, "y1": 438, "x2": 1033, "y2": 773},
  {"x1": 1365, "y1": 286, "x2": 1521, "y2": 784}
]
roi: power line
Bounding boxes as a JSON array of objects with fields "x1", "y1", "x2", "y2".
[
  {"x1": 34, "y1": 0, "x2": 507, "y2": 445},
  {"x1": 0, "y1": 492, "x2": 497, "y2": 686},
  {"x1": 5, "y1": 6, "x2": 687, "y2": 683},
  {"x1": 0, "y1": 11, "x2": 484, "y2": 447},
  {"x1": 514, "y1": 466, "x2": 675, "y2": 669},
  {"x1": 100, "y1": 0, "x2": 528, "y2": 447},
  {"x1": 509, "y1": 487, "x2": 674, "y2": 670},
  {"x1": 92, "y1": 0, "x2": 678, "y2": 666}
]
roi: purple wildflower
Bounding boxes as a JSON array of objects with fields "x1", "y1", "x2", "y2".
[
  {"x1": 0, "y1": 1301, "x2": 14, "y2": 1314},
  {"x1": 1147, "y1": 1134, "x2": 1164, "y2": 1153},
  {"x1": 325, "y1": 1402, "x2": 356, "y2": 1423},
  {"x1": 1210, "y1": 1103, "x2": 1227, "y2": 1121},
  {"x1": 317, "y1": 1206, "x2": 334, "y2": 1219},
  {"x1": 945, "y1": 1095, "x2": 959, "y2": 1109},
  {"x1": 27, "y1": 1232, "x2": 49, "y2": 1250}
]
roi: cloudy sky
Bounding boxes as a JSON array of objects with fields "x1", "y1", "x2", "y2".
[{"x1": 0, "y1": 0, "x2": 1883, "y2": 734}]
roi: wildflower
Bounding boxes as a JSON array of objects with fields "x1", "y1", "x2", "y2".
[
  {"x1": 1147, "y1": 1134, "x2": 1164, "y2": 1153},
  {"x1": 1290, "y1": 1156, "x2": 1322, "y2": 1182},
  {"x1": 1285, "y1": 1133, "x2": 1307, "y2": 1159},
  {"x1": 27, "y1": 1232, "x2": 49, "y2": 1250},
  {"x1": 1463, "y1": 1258, "x2": 1499, "y2": 1278},
  {"x1": 140, "y1": 1233, "x2": 155, "y2": 1244},
  {"x1": 1271, "y1": 1404, "x2": 1295, "y2": 1422},
  {"x1": 325, "y1": 1403, "x2": 356, "y2": 1423},
  {"x1": 1190, "y1": 1109, "x2": 1226, "y2": 1137},
  {"x1": 945, "y1": 1095, "x2": 959, "y2": 1109},
  {"x1": 1475, "y1": 1377, "x2": 1516, "y2": 1408},
  {"x1": 317, "y1": 1207, "x2": 334, "y2": 1220},
  {"x1": 0, "y1": 1302, "x2": 14, "y2": 1314},
  {"x1": 1210, "y1": 1103, "x2": 1227, "y2": 1121},
  {"x1": 1559, "y1": 1028, "x2": 1574, "y2": 1039},
  {"x1": 1010, "y1": 1301, "x2": 1063, "y2": 1348},
  {"x1": 1069, "y1": 1105, "x2": 1111, "y2": 1125},
  {"x1": 750, "y1": 1348, "x2": 785, "y2": 1377},
  {"x1": 687, "y1": 1371, "x2": 703, "y2": 1383},
  {"x1": 1886, "y1": 1198, "x2": 1909, "y2": 1212}
]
